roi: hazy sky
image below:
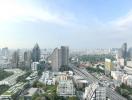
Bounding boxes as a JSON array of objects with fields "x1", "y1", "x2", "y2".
[{"x1": 0, "y1": 0, "x2": 132, "y2": 49}]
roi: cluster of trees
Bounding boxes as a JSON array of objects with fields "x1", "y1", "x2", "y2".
[
  {"x1": 86, "y1": 66, "x2": 104, "y2": 74},
  {"x1": 0, "y1": 69, "x2": 13, "y2": 81},
  {"x1": 0, "y1": 85, "x2": 9, "y2": 95},
  {"x1": 79, "y1": 54, "x2": 115, "y2": 63},
  {"x1": 115, "y1": 83, "x2": 132, "y2": 100}
]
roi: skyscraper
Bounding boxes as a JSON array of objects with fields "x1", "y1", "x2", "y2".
[
  {"x1": 61, "y1": 46, "x2": 69, "y2": 66},
  {"x1": 48, "y1": 48, "x2": 61, "y2": 72},
  {"x1": 31, "y1": 43, "x2": 40, "y2": 62},
  {"x1": 1, "y1": 47, "x2": 8, "y2": 57},
  {"x1": 128, "y1": 47, "x2": 132, "y2": 59},
  {"x1": 24, "y1": 51, "x2": 28, "y2": 61},
  {"x1": 49, "y1": 46, "x2": 69, "y2": 72},
  {"x1": 121, "y1": 43, "x2": 127, "y2": 59},
  {"x1": 12, "y1": 50, "x2": 19, "y2": 68},
  {"x1": 24, "y1": 51, "x2": 32, "y2": 68}
]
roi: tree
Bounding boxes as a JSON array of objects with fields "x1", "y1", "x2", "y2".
[
  {"x1": 120, "y1": 89, "x2": 129, "y2": 97},
  {"x1": 68, "y1": 97, "x2": 78, "y2": 100},
  {"x1": 0, "y1": 85, "x2": 9, "y2": 95},
  {"x1": 0, "y1": 70, "x2": 13, "y2": 81},
  {"x1": 32, "y1": 43, "x2": 41, "y2": 62}
]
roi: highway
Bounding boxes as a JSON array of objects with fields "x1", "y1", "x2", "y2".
[{"x1": 71, "y1": 66, "x2": 127, "y2": 100}]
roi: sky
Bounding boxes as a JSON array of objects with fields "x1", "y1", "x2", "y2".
[{"x1": 0, "y1": 0, "x2": 132, "y2": 49}]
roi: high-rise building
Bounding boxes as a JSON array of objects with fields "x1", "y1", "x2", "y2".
[
  {"x1": 48, "y1": 46, "x2": 69, "y2": 72},
  {"x1": 24, "y1": 51, "x2": 28, "y2": 61},
  {"x1": 11, "y1": 50, "x2": 19, "y2": 68},
  {"x1": 31, "y1": 43, "x2": 41, "y2": 62},
  {"x1": 61, "y1": 46, "x2": 69, "y2": 66},
  {"x1": 24, "y1": 51, "x2": 32, "y2": 68},
  {"x1": 128, "y1": 47, "x2": 132, "y2": 59},
  {"x1": 1, "y1": 47, "x2": 8, "y2": 57},
  {"x1": 118, "y1": 48, "x2": 123, "y2": 58},
  {"x1": 48, "y1": 48, "x2": 61, "y2": 72},
  {"x1": 105, "y1": 58, "x2": 113, "y2": 75},
  {"x1": 121, "y1": 43, "x2": 127, "y2": 59}
]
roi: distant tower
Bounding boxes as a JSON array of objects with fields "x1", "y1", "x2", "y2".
[
  {"x1": 2, "y1": 47, "x2": 8, "y2": 57},
  {"x1": 24, "y1": 51, "x2": 28, "y2": 61},
  {"x1": 48, "y1": 46, "x2": 69, "y2": 72},
  {"x1": 48, "y1": 48, "x2": 61, "y2": 72},
  {"x1": 32, "y1": 43, "x2": 40, "y2": 62},
  {"x1": 61, "y1": 46, "x2": 69, "y2": 66},
  {"x1": 128, "y1": 47, "x2": 132, "y2": 59},
  {"x1": 24, "y1": 51, "x2": 32, "y2": 69},
  {"x1": 121, "y1": 43, "x2": 127, "y2": 59}
]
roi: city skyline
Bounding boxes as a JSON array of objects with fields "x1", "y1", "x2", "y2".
[{"x1": 0, "y1": 0, "x2": 132, "y2": 49}]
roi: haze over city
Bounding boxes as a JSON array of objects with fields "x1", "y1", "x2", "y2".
[
  {"x1": 1, "y1": 1, "x2": 132, "y2": 100},
  {"x1": 0, "y1": 0, "x2": 132, "y2": 48}
]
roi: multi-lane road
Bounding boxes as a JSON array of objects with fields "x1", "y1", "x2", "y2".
[{"x1": 71, "y1": 66, "x2": 127, "y2": 100}]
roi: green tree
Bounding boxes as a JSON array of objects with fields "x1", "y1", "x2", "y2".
[
  {"x1": 0, "y1": 70, "x2": 13, "y2": 81},
  {"x1": 0, "y1": 85, "x2": 9, "y2": 95}
]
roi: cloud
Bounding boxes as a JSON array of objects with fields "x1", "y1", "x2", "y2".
[
  {"x1": 110, "y1": 10, "x2": 132, "y2": 30},
  {"x1": 0, "y1": 0, "x2": 75, "y2": 26}
]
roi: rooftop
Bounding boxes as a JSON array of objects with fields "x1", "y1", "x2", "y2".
[{"x1": 25, "y1": 88, "x2": 38, "y2": 96}]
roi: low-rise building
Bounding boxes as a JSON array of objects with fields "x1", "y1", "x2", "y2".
[
  {"x1": 122, "y1": 75, "x2": 132, "y2": 87},
  {"x1": 39, "y1": 71, "x2": 56, "y2": 85},
  {"x1": 124, "y1": 66, "x2": 132, "y2": 75},
  {"x1": 127, "y1": 61, "x2": 132, "y2": 67},
  {"x1": 111, "y1": 71, "x2": 124, "y2": 81},
  {"x1": 117, "y1": 58, "x2": 124, "y2": 66},
  {"x1": 73, "y1": 75, "x2": 88, "y2": 89},
  {"x1": 95, "y1": 87, "x2": 106, "y2": 100},
  {"x1": 105, "y1": 58, "x2": 113, "y2": 75},
  {"x1": 57, "y1": 80, "x2": 75, "y2": 97},
  {"x1": 83, "y1": 82, "x2": 98, "y2": 100},
  {"x1": 31, "y1": 62, "x2": 40, "y2": 71},
  {"x1": 83, "y1": 83, "x2": 106, "y2": 100},
  {"x1": 127, "y1": 75, "x2": 132, "y2": 87},
  {"x1": 56, "y1": 71, "x2": 73, "y2": 82},
  {"x1": 24, "y1": 88, "x2": 38, "y2": 100}
]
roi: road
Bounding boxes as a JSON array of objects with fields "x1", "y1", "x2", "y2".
[{"x1": 71, "y1": 66, "x2": 127, "y2": 100}]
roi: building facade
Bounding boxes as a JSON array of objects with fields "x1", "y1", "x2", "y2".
[
  {"x1": 61, "y1": 46, "x2": 69, "y2": 66},
  {"x1": 105, "y1": 58, "x2": 113, "y2": 75},
  {"x1": 57, "y1": 80, "x2": 75, "y2": 97},
  {"x1": 48, "y1": 48, "x2": 61, "y2": 72},
  {"x1": 48, "y1": 46, "x2": 69, "y2": 72}
]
